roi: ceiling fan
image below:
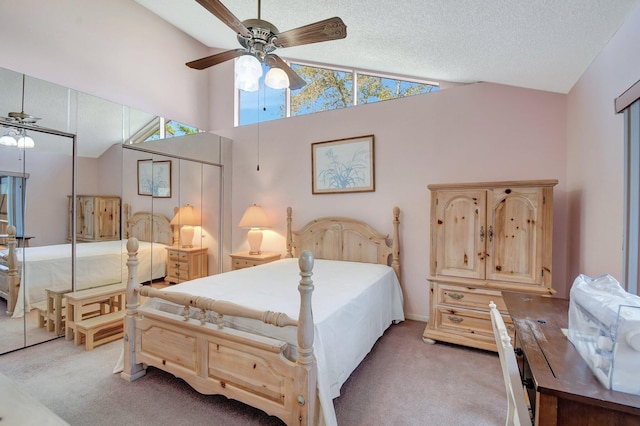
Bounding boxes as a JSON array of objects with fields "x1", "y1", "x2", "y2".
[
  {"x1": 186, "y1": 0, "x2": 347, "y2": 90},
  {"x1": 0, "y1": 74, "x2": 40, "y2": 148}
]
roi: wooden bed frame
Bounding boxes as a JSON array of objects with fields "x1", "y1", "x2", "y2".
[
  {"x1": 121, "y1": 206, "x2": 401, "y2": 426},
  {"x1": 0, "y1": 204, "x2": 173, "y2": 316}
]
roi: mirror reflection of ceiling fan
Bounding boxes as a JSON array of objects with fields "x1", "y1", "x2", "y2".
[
  {"x1": 186, "y1": 0, "x2": 347, "y2": 91},
  {"x1": 0, "y1": 74, "x2": 40, "y2": 149}
]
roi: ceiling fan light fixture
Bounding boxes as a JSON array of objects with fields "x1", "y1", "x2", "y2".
[
  {"x1": 17, "y1": 131, "x2": 35, "y2": 149},
  {"x1": 0, "y1": 128, "x2": 19, "y2": 146},
  {"x1": 265, "y1": 67, "x2": 289, "y2": 90},
  {"x1": 235, "y1": 54, "x2": 263, "y2": 92}
]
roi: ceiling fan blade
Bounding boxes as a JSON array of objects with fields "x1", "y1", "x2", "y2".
[
  {"x1": 186, "y1": 49, "x2": 245, "y2": 70},
  {"x1": 194, "y1": 0, "x2": 251, "y2": 38},
  {"x1": 275, "y1": 17, "x2": 347, "y2": 48},
  {"x1": 269, "y1": 55, "x2": 307, "y2": 90}
]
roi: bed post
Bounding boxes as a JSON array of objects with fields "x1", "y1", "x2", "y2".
[
  {"x1": 295, "y1": 250, "x2": 318, "y2": 425},
  {"x1": 3, "y1": 226, "x2": 19, "y2": 316},
  {"x1": 391, "y1": 206, "x2": 401, "y2": 283},
  {"x1": 285, "y1": 207, "x2": 293, "y2": 258},
  {"x1": 121, "y1": 237, "x2": 146, "y2": 381}
]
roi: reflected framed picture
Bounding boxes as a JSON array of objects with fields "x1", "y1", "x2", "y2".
[
  {"x1": 137, "y1": 159, "x2": 172, "y2": 198},
  {"x1": 312, "y1": 135, "x2": 375, "y2": 194}
]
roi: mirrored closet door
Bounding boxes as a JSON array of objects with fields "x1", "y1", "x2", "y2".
[{"x1": 0, "y1": 66, "x2": 231, "y2": 355}]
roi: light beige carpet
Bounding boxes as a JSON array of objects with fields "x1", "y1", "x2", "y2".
[{"x1": 0, "y1": 320, "x2": 507, "y2": 425}]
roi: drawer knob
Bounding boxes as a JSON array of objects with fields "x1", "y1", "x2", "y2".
[
  {"x1": 448, "y1": 292, "x2": 464, "y2": 300},
  {"x1": 447, "y1": 315, "x2": 463, "y2": 323}
]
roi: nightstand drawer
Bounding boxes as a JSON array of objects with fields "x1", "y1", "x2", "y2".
[
  {"x1": 165, "y1": 246, "x2": 208, "y2": 284},
  {"x1": 232, "y1": 258, "x2": 261, "y2": 269},
  {"x1": 229, "y1": 252, "x2": 281, "y2": 270}
]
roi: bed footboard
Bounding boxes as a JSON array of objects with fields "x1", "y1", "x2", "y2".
[
  {"x1": 121, "y1": 238, "x2": 319, "y2": 426},
  {"x1": 0, "y1": 226, "x2": 19, "y2": 316}
]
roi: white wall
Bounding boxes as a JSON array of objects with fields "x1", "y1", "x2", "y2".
[
  {"x1": 7, "y1": 0, "x2": 639, "y2": 319},
  {"x1": 0, "y1": 0, "x2": 210, "y2": 129},
  {"x1": 566, "y1": 4, "x2": 640, "y2": 286},
  {"x1": 216, "y1": 83, "x2": 568, "y2": 318}
]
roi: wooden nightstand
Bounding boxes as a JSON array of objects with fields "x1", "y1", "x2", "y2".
[
  {"x1": 165, "y1": 246, "x2": 208, "y2": 284},
  {"x1": 230, "y1": 251, "x2": 281, "y2": 270}
]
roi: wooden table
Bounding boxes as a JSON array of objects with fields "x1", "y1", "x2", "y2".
[
  {"x1": 65, "y1": 283, "x2": 126, "y2": 344},
  {"x1": 0, "y1": 234, "x2": 34, "y2": 247},
  {"x1": 502, "y1": 291, "x2": 640, "y2": 425}
]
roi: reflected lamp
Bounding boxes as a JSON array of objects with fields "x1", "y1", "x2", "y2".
[
  {"x1": 170, "y1": 204, "x2": 201, "y2": 248},
  {"x1": 238, "y1": 204, "x2": 270, "y2": 254}
]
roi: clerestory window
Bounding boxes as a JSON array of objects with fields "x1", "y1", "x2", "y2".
[{"x1": 237, "y1": 61, "x2": 439, "y2": 126}]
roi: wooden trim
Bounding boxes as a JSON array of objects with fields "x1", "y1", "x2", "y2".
[
  {"x1": 616, "y1": 79, "x2": 640, "y2": 113},
  {"x1": 428, "y1": 179, "x2": 558, "y2": 190}
]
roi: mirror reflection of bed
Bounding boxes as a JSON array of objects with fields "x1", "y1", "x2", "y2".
[
  {"x1": 0, "y1": 66, "x2": 230, "y2": 355},
  {"x1": 0, "y1": 205, "x2": 174, "y2": 353}
]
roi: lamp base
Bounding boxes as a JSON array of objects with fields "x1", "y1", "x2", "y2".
[
  {"x1": 247, "y1": 228, "x2": 263, "y2": 255},
  {"x1": 180, "y1": 225, "x2": 194, "y2": 248}
]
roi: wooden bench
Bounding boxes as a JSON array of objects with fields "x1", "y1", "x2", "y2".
[{"x1": 74, "y1": 310, "x2": 126, "y2": 351}]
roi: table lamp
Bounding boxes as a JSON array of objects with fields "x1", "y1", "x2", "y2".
[
  {"x1": 170, "y1": 204, "x2": 200, "y2": 248},
  {"x1": 238, "y1": 204, "x2": 270, "y2": 254}
]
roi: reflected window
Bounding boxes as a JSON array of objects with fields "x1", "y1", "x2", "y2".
[
  {"x1": 127, "y1": 117, "x2": 201, "y2": 144},
  {"x1": 0, "y1": 173, "x2": 27, "y2": 236}
]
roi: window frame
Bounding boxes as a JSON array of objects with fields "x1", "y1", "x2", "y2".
[
  {"x1": 235, "y1": 58, "x2": 440, "y2": 126},
  {"x1": 618, "y1": 79, "x2": 640, "y2": 295}
]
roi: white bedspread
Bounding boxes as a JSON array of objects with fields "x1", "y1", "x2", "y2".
[
  {"x1": 5, "y1": 240, "x2": 166, "y2": 318},
  {"x1": 143, "y1": 258, "x2": 405, "y2": 426}
]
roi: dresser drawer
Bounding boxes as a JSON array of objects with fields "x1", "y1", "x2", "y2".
[
  {"x1": 433, "y1": 305, "x2": 514, "y2": 340},
  {"x1": 436, "y1": 283, "x2": 507, "y2": 311}
]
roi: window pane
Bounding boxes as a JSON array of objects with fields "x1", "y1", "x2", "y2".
[
  {"x1": 239, "y1": 87, "x2": 286, "y2": 125},
  {"x1": 165, "y1": 120, "x2": 199, "y2": 138},
  {"x1": 290, "y1": 64, "x2": 353, "y2": 117},
  {"x1": 239, "y1": 64, "x2": 286, "y2": 126},
  {"x1": 357, "y1": 74, "x2": 438, "y2": 104}
]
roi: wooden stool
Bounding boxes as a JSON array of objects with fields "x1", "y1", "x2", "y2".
[{"x1": 74, "y1": 310, "x2": 126, "y2": 350}]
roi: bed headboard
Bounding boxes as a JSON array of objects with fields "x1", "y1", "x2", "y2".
[
  {"x1": 285, "y1": 206, "x2": 401, "y2": 281},
  {"x1": 123, "y1": 203, "x2": 173, "y2": 246}
]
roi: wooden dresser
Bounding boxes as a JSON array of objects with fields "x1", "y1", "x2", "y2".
[
  {"x1": 68, "y1": 195, "x2": 121, "y2": 242},
  {"x1": 422, "y1": 180, "x2": 557, "y2": 351},
  {"x1": 503, "y1": 291, "x2": 640, "y2": 425},
  {"x1": 230, "y1": 251, "x2": 281, "y2": 270},
  {"x1": 165, "y1": 246, "x2": 208, "y2": 284}
]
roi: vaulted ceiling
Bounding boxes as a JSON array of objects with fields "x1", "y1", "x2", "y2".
[{"x1": 135, "y1": 0, "x2": 640, "y2": 94}]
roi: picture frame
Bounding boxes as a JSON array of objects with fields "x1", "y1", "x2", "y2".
[
  {"x1": 137, "y1": 159, "x2": 172, "y2": 198},
  {"x1": 312, "y1": 135, "x2": 375, "y2": 194}
]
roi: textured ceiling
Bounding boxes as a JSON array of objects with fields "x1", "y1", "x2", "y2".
[{"x1": 135, "y1": 0, "x2": 640, "y2": 94}]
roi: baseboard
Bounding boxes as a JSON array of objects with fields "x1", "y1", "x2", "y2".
[{"x1": 405, "y1": 313, "x2": 428, "y2": 322}]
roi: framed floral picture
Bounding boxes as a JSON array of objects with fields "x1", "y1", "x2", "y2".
[
  {"x1": 137, "y1": 159, "x2": 172, "y2": 198},
  {"x1": 311, "y1": 135, "x2": 375, "y2": 194}
]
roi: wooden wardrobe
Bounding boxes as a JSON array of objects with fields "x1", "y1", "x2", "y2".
[
  {"x1": 68, "y1": 195, "x2": 121, "y2": 242},
  {"x1": 422, "y1": 179, "x2": 557, "y2": 351}
]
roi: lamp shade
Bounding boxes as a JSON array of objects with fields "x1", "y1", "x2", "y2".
[
  {"x1": 265, "y1": 67, "x2": 289, "y2": 89},
  {"x1": 238, "y1": 204, "x2": 269, "y2": 229},
  {"x1": 170, "y1": 204, "x2": 200, "y2": 226}
]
